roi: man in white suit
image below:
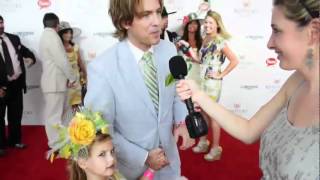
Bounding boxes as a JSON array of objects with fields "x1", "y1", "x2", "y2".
[
  {"x1": 85, "y1": 0, "x2": 194, "y2": 179},
  {"x1": 39, "y1": 13, "x2": 76, "y2": 148}
]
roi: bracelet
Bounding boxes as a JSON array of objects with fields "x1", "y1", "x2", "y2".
[{"x1": 143, "y1": 168, "x2": 154, "y2": 180}]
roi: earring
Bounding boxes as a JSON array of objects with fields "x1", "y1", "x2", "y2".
[{"x1": 305, "y1": 48, "x2": 314, "y2": 70}]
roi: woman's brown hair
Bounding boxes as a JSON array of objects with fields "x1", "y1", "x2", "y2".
[{"x1": 273, "y1": 0, "x2": 319, "y2": 27}]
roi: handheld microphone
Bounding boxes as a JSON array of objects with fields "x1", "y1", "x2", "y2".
[{"x1": 169, "y1": 56, "x2": 208, "y2": 138}]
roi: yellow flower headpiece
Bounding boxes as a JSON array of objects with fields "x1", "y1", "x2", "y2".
[{"x1": 48, "y1": 108, "x2": 110, "y2": 162}]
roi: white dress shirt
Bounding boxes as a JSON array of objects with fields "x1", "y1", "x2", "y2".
[{"x1": 0, "y1": 34, "x2": 22, "y2": 81}]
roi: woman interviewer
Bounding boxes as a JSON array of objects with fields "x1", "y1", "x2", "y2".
[{"x1": 176, "y1": 0, "x2": 319, "y2": 179}]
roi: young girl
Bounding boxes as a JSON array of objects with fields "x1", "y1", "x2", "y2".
[
  {"x1": 69, "y1": 133, "x2": 122, "y2": 180},
  {"x1": 48, "y1": 109, "x2": 156, "y2": 180},
  {"x1": 48, "y1": 109, "x2": 124, "y2": 180},
  {"x1": 176, "y1": 12, "x2": 203, "y2": 86}
]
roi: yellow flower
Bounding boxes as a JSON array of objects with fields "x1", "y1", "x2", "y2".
[
  {"x1": 101, "y1": 126, "x2": 109, "y2": 134},
  {"x1": 68, "y1": 117, "x2": 96, "y2": 146},
  {"x1": 75, "y1": 112, "x2": 86, "y2": 121}
]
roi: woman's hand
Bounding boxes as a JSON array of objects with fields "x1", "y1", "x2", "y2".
[
  {"x1": 207, "y1": 71, "x2": 223, "y2": 80},
  {"x1": 176, "y1": 80, "x2": 200, "y2": 101},
  {"x1": 176, "y1": 39, "x2": 190, "y2": 48}
]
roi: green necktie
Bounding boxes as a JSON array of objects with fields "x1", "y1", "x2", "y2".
[{"x1": 140, "y1": 52, "x2": 159, "y2": 112}]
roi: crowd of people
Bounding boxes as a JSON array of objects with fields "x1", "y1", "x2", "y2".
[{"x1": 0, "y1": 0, "x2": 319, "y2": 179}]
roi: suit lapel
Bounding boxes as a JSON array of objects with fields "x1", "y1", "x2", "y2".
[
  {"x1": 0, "y1": 52, "x2": 5, "y2": 73},
  {"x1": 5, "y1": 33, "x2": 25, "y2": 73},
  {"x1": 5, "y1": 33, "x2": 18, "y2": 54},
  {"x1": 153, "y1": 43, "x2": 170, "y2": 120},
  {"x1": 117, "y1": 41, "x2": 157, "y2": 118}
]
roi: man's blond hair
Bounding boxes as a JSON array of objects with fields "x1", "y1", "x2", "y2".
[{"x1": 108, "y1": 0, "x2": 163, "y2": 41}]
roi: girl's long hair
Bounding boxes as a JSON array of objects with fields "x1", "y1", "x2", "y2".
[
  {"x1": 58, "y1": 28, "x2": 75, "y2": 46},
  {"x1": 181, "y1": 20, "x2": 203, "y2": 50},
  {"x1": 206, "y1": 10, "x2": 231, "y2": 40}
]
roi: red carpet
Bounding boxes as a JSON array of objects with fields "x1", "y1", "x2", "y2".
[{"x1": 0, "y1": 126, "x2": 261, "y2": 180}]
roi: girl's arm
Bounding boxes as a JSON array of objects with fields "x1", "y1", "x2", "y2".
[
  {"x1": 77, "y1": 50, "x2": 87, "y2": 82},
  {"x1": 218, "y1": 44, "x2": 239, "y2": 78},
  {"x1": 177, "y1": 71, "x2": 303, "y2": 144},
  {"x1": 188, "y1": 47, "x2": 201, "y2": 63},
  {"x1": 177, "y1": 39, "x2": 201, "y2": 63}
]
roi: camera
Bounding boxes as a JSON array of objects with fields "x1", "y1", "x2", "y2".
[{"x1": 180, "y1": 44, "x2": 190, "y2": 54}]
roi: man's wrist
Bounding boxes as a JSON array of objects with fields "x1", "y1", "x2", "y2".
[{"x1": 175, "y1": 121, "x2": 186, "y2": 128}]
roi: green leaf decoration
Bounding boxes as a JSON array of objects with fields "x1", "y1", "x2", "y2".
[
  {"x1": 93, "y1": 112, "x2": 106, "y2": 130},
  {"x1": 165, "y1": 73, "x2": 175, "y2": 87},
  {"x1": 60, "y1": 144, "x2": 71, "y2": 159},
  {"x1": 71, "y1": 143, "x2": 81, "y2": 158}
]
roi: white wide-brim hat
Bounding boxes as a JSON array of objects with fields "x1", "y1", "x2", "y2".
[{"x1": 58, "y1": 21, "x2": 81, "y2": 38}]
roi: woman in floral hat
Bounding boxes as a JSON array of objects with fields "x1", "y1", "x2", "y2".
[
  {"x1": 176, "y1": 12, "x2": 203, "y2": 86},
  {"x1": 58, "y1": 21, "x2": 87, "y2": 113}
]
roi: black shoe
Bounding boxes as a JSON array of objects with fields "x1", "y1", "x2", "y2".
[
  {"x1": 0, "y1": 149, "x2": 6, "y2": 157},
  {"x1": 9, "y1": 143, "x2": 27, "y2": 149}
]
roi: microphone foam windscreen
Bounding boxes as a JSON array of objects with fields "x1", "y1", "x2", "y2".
[{"x1": 169, "y1": 55, "x2": 187, "y2": 79}]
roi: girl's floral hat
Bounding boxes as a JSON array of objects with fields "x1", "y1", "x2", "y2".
[
  {"x1": 47, "y1": 108, "x2": 109, "y2": 162},
  {"x1": 183, "y1": 12, "x2": 203, "y2": 25}
]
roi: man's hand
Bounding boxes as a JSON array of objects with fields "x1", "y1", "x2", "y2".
[
  {"x1": 0, "y1": 88, "x2": 6, "y2": 98},
  {"x1": 23, "y1": 57, "x2": 35, "y2": 68},
  {"x1": 174, "y1": 123, "x2": 195, "y2": 150},
  {"x1": 207, "y1": 71, "x2": 223, "y2": 80},
  {"x1": 145, "y1": 148, "x2": 169, "y2": 170}
]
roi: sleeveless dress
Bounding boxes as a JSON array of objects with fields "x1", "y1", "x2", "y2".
[
  {"x1": 260, "y1": 99, "x2": 320, "y2": 179},
  {"x1": 66, "y1": 44, "x2": 82, "y2": 106},
  {"x1": 178, "y1": 47, "x2": 201, "y2": 85},
  {"x1": 199, "y1": 36, "x2": 226, "y2": 101}
]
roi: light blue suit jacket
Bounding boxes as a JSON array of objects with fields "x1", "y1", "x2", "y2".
[{"x1": 84, "y1": 40, "x2": 187, "y2": 179}]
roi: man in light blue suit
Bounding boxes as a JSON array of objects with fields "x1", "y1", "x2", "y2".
[{"x1": 84, "y1": 0, "x2": 194, "y2": 179}]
